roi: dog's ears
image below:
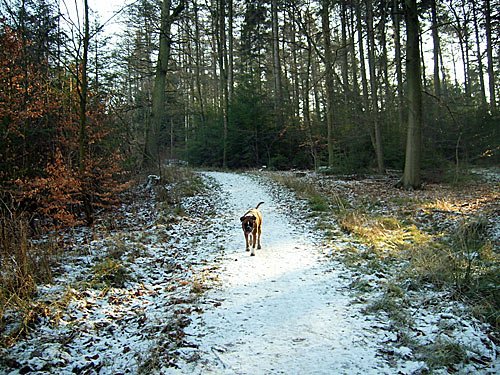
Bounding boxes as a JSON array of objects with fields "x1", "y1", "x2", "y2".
[{"x1": 240, "y1": 215, "x2": 256, "y2": 222}]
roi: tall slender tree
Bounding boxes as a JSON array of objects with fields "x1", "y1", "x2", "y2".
[
  {"x1": 366, "y1": 0, "x2": 385, "y2": 173},
  {"x1": 430, "y1": 0, "x2": 441, "y2": 99},
  {"x1": 216, "y1": 0, "x2": 229, "y2": 167},
  {"x1": 321, "y1": 0, "x2": 335, "y2": 168},
  {"x1": 144, "y1": 0, "x2": 185, "y2": 169},
  {"x1": 271, "y1": 0, "x2": 284, "y2": 130},
  {"x1": 484, "y1": 0, "x2": 496, "y2": 110},
  {"x1": 77, "y1": 0, "x2": 93, "y2": 224},
  {"x1": 401, "y1": 0, "x2": 423, "y2": 189}
]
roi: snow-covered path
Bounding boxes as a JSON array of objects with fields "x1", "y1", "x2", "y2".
[
  {"x1": 2, "y1": 171, "x2": 497, "y2": 374},
  {"x1": 177, "y1": 172, "x2": 397, "y2": 374}
]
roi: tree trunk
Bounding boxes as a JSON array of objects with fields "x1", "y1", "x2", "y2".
[
  {"x1": 451, "y1": 4, "x2": 470, "y2": 97},
  {"x1": 356, "y1": 2, "x2": 370, "y2": 123},
  {"x1": 144, "y1": 0, "x2": 185, "y2": 169},
  {"x1": 366, "y1": 0, "x2": 385, "y2": 173},
  {"x1": 392, "y1": 0, "x2": 405, "y2": 131},
  {"x1": 401, "y1": 0, "x2": 423, "y2": 189},
  {"x1": 290, "y1": 13, "x2": 301, "y2": 118},
  {"x1": 340, "y1": 1, "x2": 349, "y2": 100},
  {"x1": 472, "y1": 1, "x2": 487, "y2": 106},
  {"x1": 350, "y1": 5, "x2": 360, "y2": 108},
  {"x1": 228, "y1": 0, "x2": 234, "y2": 102},
  {"x1": 484, "y1": 0, "x2": 496, "y2": 110},
  {"x1": 321, "y1": 0, "x2": 335, "y2": 168},
  {"x1": 78, "y1": 0, "x2": 93, "y2": 224},
  {"x1": 217, "y1": 0, "x2": 229, "y2": 167},
  {"x1": 272, "y1": 0, "x2": 284, "y2": 129},
  {"x1": 193, "y1": 0, "x2": 206, "y2": 127},
  {"x1": 380, "y1": 3, "x2": 391, "y2": 103},
  {"x1": 430, "y1": 0, "x2": 441, "y2": 98},
  {"x1": 79, "y1": 0, "x2": 89, "y2": 173}
]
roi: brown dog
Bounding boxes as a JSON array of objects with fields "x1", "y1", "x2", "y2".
[{"x1": 240, "y1": 202, "x2": 264, "y2": 256}]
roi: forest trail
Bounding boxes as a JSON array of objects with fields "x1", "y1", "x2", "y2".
[
  {"x1": 176, "y1": 172, "x2": 401, "y2": 374},
  {"x1": 2, "y1": 171, "x2": 497, "y2": 374}
]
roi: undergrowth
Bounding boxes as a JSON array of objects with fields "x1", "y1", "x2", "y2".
[
  {"x1": 269, "y1": 171, "x2": 499, "y2": 370},
  {"x1": 0, "y1": 214, "x2": 61, "y2": 346},
  {"x1": 269, "y1": 174, "x2": 332, "y2": 213},
  {"x1": 1, "y1": 165, "x2": 207, "y2": 348},
  {"x1": 339, "y1": 190, "x2": 497, "y2": 332},
  {"x1": 156, "y1": 166, "x2": 205, "y2": 206}
]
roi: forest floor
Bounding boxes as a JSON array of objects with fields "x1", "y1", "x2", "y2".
[{"x1": 0, "y1": 168, "x2": 498, "y2": 374}]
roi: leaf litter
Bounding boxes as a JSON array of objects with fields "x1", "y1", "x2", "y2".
[{"x1": 0, "y1": 171, "x2": 498, "y2": 374}]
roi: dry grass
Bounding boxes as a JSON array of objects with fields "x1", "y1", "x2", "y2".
[
  {"x1": 90, "y1": 258, "x2": 131, "y2": 289},
  {"x1": 156, "y1": 166, "x2": 205, "y2": 206},
  {"x1": 268, "y1": 174, "x2": 332, "y2": 212},
  {"x1": 338, "y1": 210, "x2": 435, "y2": 258},
  {"x1": 269, "y1": 172, "x2": 499, "y2": 332},
  {"x1": 1, "y1": 165, "x2": 209, "y2": 349},
  {"x1": 269, "y1": 171, "x2": 498, "y2": 370},
  {"x1": 1, "y1": 214, "x2": 62, "y2": 346}
]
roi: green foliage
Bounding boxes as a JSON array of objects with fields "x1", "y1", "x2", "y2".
[
  {"x1": 332, "y1": 121, "x2": 379, "y2": 173},
  {"x1": 156, "y1": 166, "x2": 205, "y2": 204},
  {"x1": 91, "y1": 258, "x2": 130, "y2": 289},
  {"x1": 422, "y1": 338, "x2": 469, "y2": 370},
  {"x1": 308, "y1": 194, "x2": 329, "y2": 212},
  {"x1": 185, "y1": 108, "x2": 225, "y2": 167},
  {"x1": 226, "y1": 78, "x2": 272, "y2": 168},
  {"x1": 423, "y1": 96, "x2": 500, "y2": 171}
]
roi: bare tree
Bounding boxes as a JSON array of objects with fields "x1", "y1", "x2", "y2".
[
  {"x1": 366, "y1": 0, "x2": 385, "y2": 173},
  {"x1": 484, "y1": 0, "x2": 496, "y2": 110},
  {"x1": 401, "y1": 0, "x2": 423, "y2": 189},
  {"x1": 216, "y1": 0, "x2": 229, "y2": 167},
  {"x1": 321, "y1": 0, "x2": 335, "y2": 168},
  {"x1": 271, "y1": 0, "x2": 284, "y2": 129},
  {"x1": 144, "y1": 0, "x2": 185, "y2": 169}
]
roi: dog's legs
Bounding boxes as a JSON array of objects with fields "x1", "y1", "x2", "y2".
[
  {"x1": 245, "y1": 233, "x2": 250, "y2": 251},
  {"x1": 250, "y1": 231, "x2": 256, "y2": 256},
  {"x1": 257, "y1": 224, "x2": 262, "y2": 250}
]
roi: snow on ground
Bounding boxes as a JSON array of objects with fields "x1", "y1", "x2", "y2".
[
  {"x1": 174, "y1": 172, "x2": 411, "y2": 374},
  {"x1": 1, "y1": 170, "x2": 498, "y2": 374},
  {"x1": 0, "y1": 179, "x2": 221, "y2": 374}
]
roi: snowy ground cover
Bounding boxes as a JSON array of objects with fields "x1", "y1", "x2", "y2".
[
  {"x1": 175, "y1": 172, "x2": 419, "y2": 374},
  {"x1": 0, "y1": 170, "x2": 498, "y2": 374}
]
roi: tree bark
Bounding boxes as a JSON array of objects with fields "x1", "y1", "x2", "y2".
[
  {"x1": 144, "y1": 0, "x2": 184, "y2": 169},
  {"x1": 401, "y1": 0, "x2": 423, "y2": 189},
  {"x1": 321, "y1": 0, "x2": 335, "y2": 168},
  {"x1": 217, "y1": 0, "x2": 229, "y2": 167},
  {"x1": 78, "y1": 0, "x2": 90, "y2": 173},
  {"x1": 356, "y1": 2, "x2": 370, "y2": 123},
  {"x1": 392, "y1": 0, "x2": 405, "y2": 131},
  {"x1": 193, "y1": 0, "x2": 206, "y2": 127},
  {"x1": 472, "y1": 1, "x2": 487, "y2": 106},
  {"x1": 272, "y1": 0, "x2": 284, "y2": 129},
  {"x1": 78, "y1": 0, "x2": 93, "y2": 224},
  {"x1": 340, "y1": 1, "x2": 349, "y2": 100},
  {"x1": 366, "y1": 0, "x2": 385, "y2": 173},
  {"x1": 430, "y1": 0, "x2": 441, "y2": 98},
  {"x1": 484, "y1": 0, "x2": 496, "y2": 110}
]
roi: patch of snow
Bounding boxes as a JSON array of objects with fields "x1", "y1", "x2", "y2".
[
  {"x1": 172, "y1": 172, "x2": 402, "y2": 374},
  {"x1": 1, "y1": 171, "x2": 498, "y2": 374}
]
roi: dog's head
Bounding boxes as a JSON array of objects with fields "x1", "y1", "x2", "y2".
[{"x1": 240, "y1": 215, "x2": 256, "y2": 233}]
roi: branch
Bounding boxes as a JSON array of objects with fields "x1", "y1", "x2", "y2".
[{"x1": 171, "y1": 0, "x2": 186, "y2": 21}]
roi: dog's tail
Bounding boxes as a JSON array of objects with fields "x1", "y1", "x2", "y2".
[{"x1": 255, "y1": 201, "x2": 264, "y2": 209}]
